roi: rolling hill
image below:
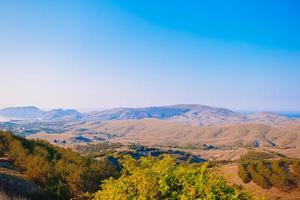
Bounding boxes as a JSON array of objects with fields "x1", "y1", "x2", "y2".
[
  {"x1": 83, "y1": 104, "x2": 296, "y2": 126},
  {"x1": 0, "y1": 106, "x2": 83, "y2": 121},
  {"x1": 0, "y1": 106, "x2": 43, "y2": 119},
  {"x1": 2, "y1": 104, "x2": 300, "y2": 152},
  {"x1": 1, "y1": 104, "x2": 297, "y2": 126},
  {"x1": 28, "y1": 118, "x2": 300, "y2": 151}
]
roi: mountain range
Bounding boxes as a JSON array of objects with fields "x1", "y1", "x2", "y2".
[
  {"x1": 1, "y1": 105, "x2": 300, "y2": 150},
  {"x1": 0, "y1": 104, "x2": 296, "y2": 125},
  {"x1": 0, "y1": 106, "x2": 82, "y2": 121}
]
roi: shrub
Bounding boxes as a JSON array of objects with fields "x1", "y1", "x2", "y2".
[
  {"x1": 238, "y1": 152, "x2": 300, "y2": 191},
  {"x1": 292, "y1": 161, "x2": 300, "y2": 174},
  {"x1": 240, "y1": 151, "x2": 274, "y2": 161},
  {"x1": 95, "y1": 155, "x2": 253, "y2": 200},
  {"x1": 0, "y1": 131, "x2": 117, "y2": 199},
  {"x1": 238, "y1": 163, "x2": 252, "y2": 183},
  {"x1": 251, "y1": 172, "x2": 272, "y2": 189}
]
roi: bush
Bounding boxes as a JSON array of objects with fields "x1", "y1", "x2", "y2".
[
  {"x1": 292, "y1": 161, "x2": 300, "y2": 174},
  {"x1": 0, "y1": 131, "x2": 117, "y2": 199},
  {"x1": 238, "y1": 163, "x2": 252, "y2": 183},
  {"x1": 238, "y1": 152, "x2": 300, "y2": 191},
  {"x1": 95, "y1": 155, "x2": 253, "y2": 200},
  {"x1": 251, "y1": 172, "x2": 272, "y2": 189},
  {"x1": 240, "y1": 151, "x2": 274, "y2": 161}
]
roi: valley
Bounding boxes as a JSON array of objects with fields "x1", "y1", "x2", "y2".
[
  {"x1": 1, "y1": 105, "x2": 299, "y2": 160},
  {"x1": 1, "y1": 104, "x2": 300, "y2": 199}
]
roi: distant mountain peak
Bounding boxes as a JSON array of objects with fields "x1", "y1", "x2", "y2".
[
  {"x1": 0, "y1": 106, "x2": 82, "y2": 121},
  {"x1": 41, "y1": 109, "x2": 83, "y2": 120},
  {"x1": 1, "y1": 106, "x2": 42, "y2": 111},
  {"x1": 0, "y1": 106, "x2": 44, "y2": 119}
]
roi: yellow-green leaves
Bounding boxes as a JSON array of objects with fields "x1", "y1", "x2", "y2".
[{"x1": 95, "y1": 156, "x2": 253, "y2": 200}]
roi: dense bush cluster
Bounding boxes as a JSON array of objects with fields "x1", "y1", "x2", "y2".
[
  {"x1": 293, "y1": 161, "x2": 300, "y2": 184},
  {"x1": 240, "y1": 151, "x2": 275, "y2": 161},
  {"x1": 238, "y1": 151, "x2": 300, "y2": 191},
  {"x1": 75, "y1": 142, "x2": 123, "y2": 158},
  {"x1": 0, "y1": 131, "x2": 117, "y2": 200},
  {"x1": 95, "y1": 155, "x2": 253, "y2": 200}
]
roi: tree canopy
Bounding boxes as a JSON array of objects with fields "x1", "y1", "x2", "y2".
[
  {"x1": 238, "y1": 151, "x2": 300, "y2": 191},
  {"x1": 95, "y1": 155, "x2": 253, "y2": 200},
  {"x1": 0, "y1": 131, "x2": 117, "y2": 200}
]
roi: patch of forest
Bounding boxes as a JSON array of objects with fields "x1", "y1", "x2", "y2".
[
  {"x1": 238, "y1": 151, "x2": 300, "y2": 191},
  {"x1": 75, "y1": 142, "x2": 124, "y2": 157},
  {"x1": 0, "y1": 131, "x2": 117, "y2": 200},
  {"x1": 120, "y1": 144, "x2": 206, "y2": 163},
  {"x1": 94, "y1": 155, "x2": 253, "y2": 200}
]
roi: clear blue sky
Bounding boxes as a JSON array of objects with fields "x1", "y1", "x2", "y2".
[{"x1": 0, "y1": 0, "x2": 299, "y2": 111}]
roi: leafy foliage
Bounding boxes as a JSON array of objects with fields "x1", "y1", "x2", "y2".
[
  {"x1": 293, "y1": 160, "x2": 300, "y2": 174},
  {"x1": 240, "y1": 151, "x2": 275, "y2": 161},
  {"x1": 94, "y1": 155, "x2": 253, "y2": 200},
  {"x1": 120, "y1": 144, "x2": 206, "y2": 163},
  {"x1": 0, "y1": 131, "x2": 117, "y2": 200},
  {"x1": 238, "y1": 151, "x2": 300, "y2": 191},
  {"x1": 75, "y1": 142, "x2": 123, "y2": 158}
]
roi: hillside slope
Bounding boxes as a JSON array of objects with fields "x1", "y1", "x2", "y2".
[
  {"x1": 0, "y1": 106, "x2": 83, "y2": 121},
  {"x1": 97, "y1": 120, "x2": 300, "y2": 148},
  {"x1": 1, "y1": 104, "x2": 297, "y2": 127},
  {"x1": 29, "y1": 119, "x2": 300, "y2": 150},
  {"x1": 84, "y1": 104, "x2": 296, "y2": 126}
]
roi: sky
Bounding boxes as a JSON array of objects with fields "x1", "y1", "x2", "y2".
[{"x1": 0, "y1": 0, "x2": 299, "y2": 111}]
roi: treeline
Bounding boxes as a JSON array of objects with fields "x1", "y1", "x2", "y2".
[
  {"x1": 94, "y1": 155, "x2": 254, "y2": 200},
  {"x1": 0, "y1": 131, "x2": 117, "y2": 200},
  {"x1": 238, "y1": 151, "x2": 300, "y2": 191},
  {"x1": 240, "y1": 151, "x2": 275, "y2": 161},
  {"x1": 75, "y1": 142, "x2": 123, "y2": 158}
]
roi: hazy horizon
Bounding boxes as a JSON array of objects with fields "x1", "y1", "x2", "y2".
[
  {"x1": 1, "y1": 1, "x2": 299, "y2": 111},
  {"x1": 1, "y1": 104, "x2": 300, "y2": 114}
]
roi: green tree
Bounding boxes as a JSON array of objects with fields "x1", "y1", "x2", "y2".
[
  {"x1": 1, "y1": 131, "x2": 117, "y2": 199},
  {"x1": 238, "y1": 162, "x2": 252, "y2": 183},
  {"x1": 94, "y1": 156, "x2": 253, "y2": 200}
]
